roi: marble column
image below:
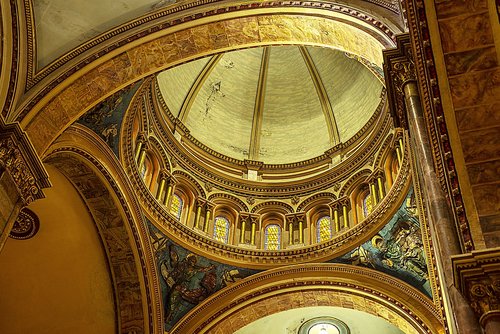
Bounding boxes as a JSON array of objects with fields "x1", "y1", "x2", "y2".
[
  {"x1": 405, "y1": 81, "x2": 481, "y2": 334},
  {"x1": 384, "y1": 34, "x2": 480, "y2": 334}
]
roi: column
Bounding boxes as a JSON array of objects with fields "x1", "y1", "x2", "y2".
[
  {"x1": 162, "y1": 177, "x2": 176, "y2": 208},
  {"x1": 240, "y1": 217, "x2": 246, "y2": 244},
  {"x1": 251, "y1": 221, "x2": 256, "y2": 245},
  {"x1": 298, "y1": 219, "x2": 303, "y2": 244},
  {"x1": 395, "y1": 139, "x2": 403, "y2": 166},
  {"x1": 134, "y1": 133, "x2": 146, "y2": 162},
  {"x1": 384, "y1": 35, "x2": 480, "y2": 333},
  {"x1": 370, "y1": 182, "x2": 378, "y2": 205},
  {"x1": 338, "y1": 198, "x2": 349, "y2": 229},
  {"x1": 137, "y1": 142, "x2": 148, "y2": 170},
  {"x1": 377, "y1": 174, "x2": 385, "y2": 201},
  {"x1": 194, "y1": 198, "x2": 204, "y2": 230},
  {"x1": 452, "y1": 249, "x2": 500, "y2": 334},
  {"x1": 203, "y1": 202, "x2": 214, "y2": 233},
  {"x1": 155, "y1": 170, "x2": 168, "y2": 201},
  {"x1": 329, "y1": 201, "x2": 340, "y2": 233}
]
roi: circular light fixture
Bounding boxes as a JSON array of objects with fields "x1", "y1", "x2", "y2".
[{"x1": 299, "y1": 317, "x2": 349, "y2": 334}]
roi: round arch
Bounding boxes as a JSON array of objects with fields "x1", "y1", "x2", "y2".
[
  {"x1": 171, "y1": 264, "x2": 443, "y2": 334},
  {"x1": 20, "y1": 9, "x2": 394, "y2": 157}
]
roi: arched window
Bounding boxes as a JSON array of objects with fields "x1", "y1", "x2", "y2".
[
  {"x1": 213, "y1": 216, "x2": 230, "y2": 243},
  {"x1": 316, "y1": 216, "x2": 332, "y2": 243},
  {"x1": 264, "y1": 224, "x2": 281, "y2": 250},
  {"x1": 362, "y1": 193, "x2": 373, "y2": 218},
  {"x1": 170, "y1": 194, "x2": 183, "y2": 220}
]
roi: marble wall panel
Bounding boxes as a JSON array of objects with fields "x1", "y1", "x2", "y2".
[
  {"x1": 449, "y1": 67, "x2": 500, "y2": 108},
  {"x1": 466, "y1": 160, "x2": 500, "y2": 185},
  {"x1": 460, "y1": 127, "x2": 500, "y2": 162},
  {"x1": 435, "y1": 0, "x2": 488, "y2": 19},
  {"x1": 472, "y1": 184, "x2": 500, "y2": 216},
  {"x1": 439, "y1": 12, "x2": 493, "y2": 53},
  {"x1": 444, "y1": 46, "x2": 497, "y2": 76},
  {"x1": 455, "y1": 102, "x2": 500, "y2": 133}
]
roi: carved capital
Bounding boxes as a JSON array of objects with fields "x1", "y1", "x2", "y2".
[
  {"x1": 452, "y1": 248, "x2": 500, "y2": 326},
  {"x1": 0, "y1": 120, "x2": 50, "y2": 205},
  {"x1": 383, "y1": 33, "x2": 416, "y2": 129}
]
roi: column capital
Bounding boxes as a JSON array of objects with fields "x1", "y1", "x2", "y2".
[
  {"x1": 195, "y1": 197, "x2": 206, "y2": 207},
  {"x1": 383, "y1": 33, "x2": 416, "y2": 129},
  {"x1": 0, "y1": 120, "x2": 51, "y2": 205},
  {"x1": 136, "y1": 132, "x2": 148, "y2": 144},
  {"x1": 158, "y1": 169, "x2": 170, "y2": 180},
  {"x1": 452, "y1": 248, "x2": 500, "y2": 326},
  {"x1": 205, "y1": 201, "x2": 215, "y2": 212}
]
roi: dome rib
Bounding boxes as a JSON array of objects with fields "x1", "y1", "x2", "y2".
[
  {"x1": 299, "y1": 46, "x2": 340, "y2": 146},
  {"x1": 249, "y1": 47, "x2": 270, "y2": 161},
  {"x1": 178, "y1": 54, "x2": 222, "y2": 122}
]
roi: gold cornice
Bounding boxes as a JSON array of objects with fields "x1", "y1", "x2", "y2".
[
  {"x1": 248, "y1": 47, "x2": 270, "y2": 161},
  {"x1": 171, "y1": 264, "x2": 443, "y2": 334},
  {"x1": 299, "y1": 45, "x2": 340, "y2": 146},
  {"x1": 178, "y1": 54, "x2": 222, "y2": 122}
]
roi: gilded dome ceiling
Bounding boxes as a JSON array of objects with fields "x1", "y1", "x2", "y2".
[{"x1": 157, "y1": 45, "x2": 384, "y2": 165}]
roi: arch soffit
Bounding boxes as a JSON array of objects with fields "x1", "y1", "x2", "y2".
[
  {"x1": 297, "y1": 192, "x2": 336, "y2": 212},
  {"x1": 171, "y1": 264, "x2": 443, "y2": 334},
  {"x1": 45, "y1": 150, "x2": 153, "y2": 334},
  {"x1": 339, "y1": 169, "x2": 372, "y2": 197},
  {"x1": 207, "y1": 193, "x2": 249, "y2": 212},
  {"x1": 171, "y1": 170, "x2": 206, "y2": 198},
  {"x1": 374, "y1": 133, "x2": 395, "y2": 170},
  {"x1": 147, "y1": 136, "x2": 171, "y2": 172},
  {"x1": 21, "y1": 10, "x2": 392, "y2": 157},
  {"x1": 251, "y1": 201, "x2": 294, "y2": 215}
]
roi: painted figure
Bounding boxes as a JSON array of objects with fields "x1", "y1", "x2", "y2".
[{"x1": 160, "y1": 245, "x2": 216, "y2": 322}]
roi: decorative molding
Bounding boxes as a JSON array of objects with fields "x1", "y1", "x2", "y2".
[
  {"x1": 9, "y1": 208, "x2": 39, "y2": 240},
  {"x1": 452, "y1": 248, "x2": 500, "y2": 326},
  {"x1": 0, "y1": 119, "x2": 50, "y2": 205}
]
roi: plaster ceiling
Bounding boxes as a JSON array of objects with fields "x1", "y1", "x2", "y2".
[
  {"x1": 235, "y1": 306, "x2": 407, "y2": 334},
  {"x1": 157, "y1": 45, "x2": 384, "y2": 164},
  {"x1": 33, "y1": 0, "x2": 165, "y2": 67}
]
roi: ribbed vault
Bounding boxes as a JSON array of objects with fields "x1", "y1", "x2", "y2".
[{"x1": 157, "y1": 45, "x2": 384, "y2": 164}]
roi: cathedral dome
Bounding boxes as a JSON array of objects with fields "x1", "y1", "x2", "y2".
[{"x1": 157, "y1": 45, "x2": 384, "y2": 165}]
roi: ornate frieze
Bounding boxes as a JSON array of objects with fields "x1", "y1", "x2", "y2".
[
  {"x1": 0, "y1": 119, "x2": 50, "y2": 205},
  {"x1": 453, "y1": 248, "x2": 500, "y2": 325}
]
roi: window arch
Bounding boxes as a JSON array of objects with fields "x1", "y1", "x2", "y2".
[
  {"x1": 170, "y1": 193, "x2": 183, "y2": 220},
  {"x1": 213, "y1": 216, "x2": 230, "y2": 243},
  {"x1": 316, "y1": 216, "x2": 332, "y2": 243},
  {"x1": 264, "y1": 224, "x2": 281, "y2": 250}
]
